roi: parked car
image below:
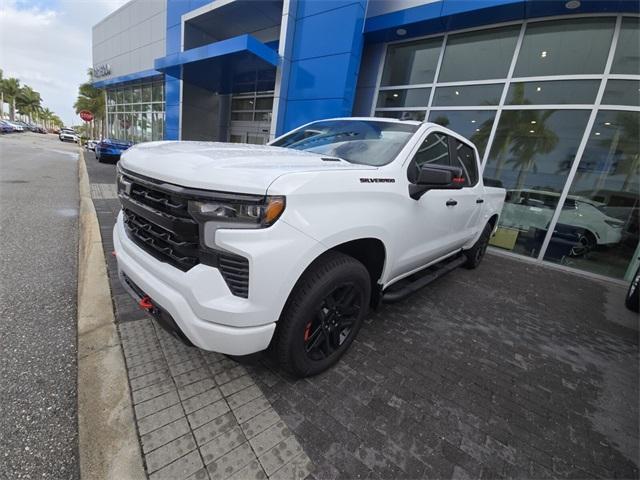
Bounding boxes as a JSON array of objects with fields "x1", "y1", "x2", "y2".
[
  {"x1": 95, "y1": 138, "x2": 133, "y2": 162},
  {"x1": 4, "y1": 120, "x2": 24, "y2": 132},
  {"x1": 501, "y1": 189, "x2": 625, "y2": 254},
  {"x1": 113, "y1": 117, "x2": 506, "y2": 376},
  {"x1": 59, "y1": 128, "x2": 78, "y2": 142},
  {"x1": 0, "y1": 120, "x2": 16, "y2": 133},
  {"x1": 86, "y1": 139, "x2": 98, "y2": 151}
]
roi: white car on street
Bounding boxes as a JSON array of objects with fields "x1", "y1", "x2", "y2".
[
  {"x1": 113, "y1": 118, "x2": 505, "y2": 376},
  {"x1": 59, "y1": 129, "x2": 78, "y2": 143}
]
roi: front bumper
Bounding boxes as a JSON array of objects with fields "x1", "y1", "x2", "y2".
[{"x1": 113, "y1": 211, "x2": 323, "y2": 355}]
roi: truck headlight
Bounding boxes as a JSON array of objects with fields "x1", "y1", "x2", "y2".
[{"x1": 188, "y1": 196, "x2": 285, "y2": 229}]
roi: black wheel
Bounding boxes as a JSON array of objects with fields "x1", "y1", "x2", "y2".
[
  {"x1": 96, "y1": 153, "x2": 103, "y2": 163},
  {"x1": 275, "y1": 251, "x2": 370, "y2": 377},
  {"x1": 570, "y1": 230, "x2": 597, "y2": 257},
  {"x1": 625, "y1": 266, "x2": 640, "y2": 313},
  {"x1": 463, "y1": 222, "x2": 492, "y2": 269}
]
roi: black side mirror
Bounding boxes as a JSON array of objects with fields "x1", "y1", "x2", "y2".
[{"x1": 409, "y1": 164, "x2": 464, "y2": 200}]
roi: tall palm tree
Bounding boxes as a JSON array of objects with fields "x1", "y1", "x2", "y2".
[
  {"x1": 1, "y1": 77, "x2": 21, "y2": 121},
  {"x1": 475, "y1": 83, "x2": 558, "y2": 186},
  {"x1": 16, "y1": 85, "x2": 42, "y2": 123},
  {"x1": 40, "y1": 107, "x2": 54, "y2": 129},
  {"x1": 74, "y1": 78, "x2": 105, "y2": 138}
]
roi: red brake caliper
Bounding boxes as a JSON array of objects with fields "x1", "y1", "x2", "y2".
[{"x1": 303, "y1": 322, "x2": 312, "y2": 342}]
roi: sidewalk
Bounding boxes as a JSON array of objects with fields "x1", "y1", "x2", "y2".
[{"x1": 85, "y1": 152, "x2": 639, "y2": 479}]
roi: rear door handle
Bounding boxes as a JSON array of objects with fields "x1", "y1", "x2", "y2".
[
  {"x1": 446, "y1": 199, "x2": 458, "y2": 207},
  {"x1": 476, "y1": 199, "x2": 484, "y2": 204}
]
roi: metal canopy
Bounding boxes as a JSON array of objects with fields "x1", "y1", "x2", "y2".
[{"x1": 154, "y1": 34, "x2": 279, "y2": 94}]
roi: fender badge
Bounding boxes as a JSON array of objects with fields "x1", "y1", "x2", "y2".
[{"x1": 360, "y1": 178, "x2": 395, "y2": 183}]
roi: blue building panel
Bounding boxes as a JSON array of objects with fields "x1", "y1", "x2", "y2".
[{"x1": 277, "y1": 0, "x2": 367, "y2": 135}]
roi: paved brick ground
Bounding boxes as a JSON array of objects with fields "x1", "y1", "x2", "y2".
[{"x1": 86, "y1": 154, "x2": 639, "y2": 479}]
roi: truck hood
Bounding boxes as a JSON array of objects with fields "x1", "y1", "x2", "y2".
[{"x1": 119, "y1": 141, "x2": 376, "y2": 194}]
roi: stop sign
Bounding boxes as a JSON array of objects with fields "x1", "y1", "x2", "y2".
[{"x1": 80, "y1": 110, "x2": 94, "y2": 122}]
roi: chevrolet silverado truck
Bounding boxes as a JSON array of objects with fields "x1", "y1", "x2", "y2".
[{"x1": 114, "y1": 118, "x2": 505, "y2": 376}]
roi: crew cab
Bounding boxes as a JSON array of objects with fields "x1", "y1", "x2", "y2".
[{"x1": 113, "y1": 118, "x2": 505, "y2": 376}]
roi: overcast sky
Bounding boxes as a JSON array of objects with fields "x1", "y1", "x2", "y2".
[{"x1": 0, "y1": 0, "x2": 130, "y2": 126}]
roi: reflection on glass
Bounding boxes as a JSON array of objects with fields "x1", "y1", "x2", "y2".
[
  {"x1": 375, "y1": 110, "x2": 426, "y2": 121},
  {"x1": 433, "y1": 84, "x2": 502, "y2": 106},
  {"x1": 428, "y1": 110, "x2": 496, "y2": 157},
  {"x1": 545, "y1": 111, "x2": 639, "y2": 279},
  {"x1": 601, "y1": 80, "x2": 640, "y2": 106},
  {"x1": 483, "y1": 109, "x2": 590, "y2": 257},
  {"x1": 231, "y1": 98, "x2": 254, "y2": 110},
  {"x1": 515, "y1": 18, "x2": 614, "y2": 77},
  {"x1": 506, "y1": 80, "x2": 599, "y2": 105},
  {"x1": 611, "y1": 17, "x2": 640, "y2": 75},
  {"x1": 141, "y1": 85, "x2": 152, "y2": 103},
  {"x1": 152, "y1": 82, "x2": 163, "y2": 102},
  {"x1": 438, "y1": 26, "x2": 519, "y2": 82},
  {"x1": 377, "y1": 88, "x2": 430, "y2": 108},
  {"x1": 381, "y1": 38, "x2": 442, "y2": 86}
]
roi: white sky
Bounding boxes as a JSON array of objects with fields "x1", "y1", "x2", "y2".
[{"x1": 0, "y1": 0, "x2": 130, "y2": 126}]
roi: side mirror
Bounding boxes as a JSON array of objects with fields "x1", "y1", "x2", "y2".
[{"x1": 409, "y1": 164, "x2": 464, "y2": 200}]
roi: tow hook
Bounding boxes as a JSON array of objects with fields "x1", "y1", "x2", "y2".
[{"x1": 139, "y1": 295, "x2": 154, "y2": 311}]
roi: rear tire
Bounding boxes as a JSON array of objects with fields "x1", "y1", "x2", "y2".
[
  {"x1": 275, "y1": 251, "x2": 370, "y2": 377},
  {"x1": 625, "y1": 266, "x2": 640, "y2": 313},
  {"x1": 463, "y1": 222, "x2": 492, "y2": 269}
]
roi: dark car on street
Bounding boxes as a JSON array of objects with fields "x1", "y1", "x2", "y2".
[{"x1": 95, "y1": 138, "x2": 133, "y2": 163}]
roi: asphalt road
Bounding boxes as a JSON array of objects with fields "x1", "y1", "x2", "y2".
[{"x1": 0, "y1": 133, "x2": 80, "y2": 479}]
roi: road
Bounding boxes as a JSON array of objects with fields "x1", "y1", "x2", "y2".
[{"x1": 0, "y1": 133, "x2": 80, "y2": 479}]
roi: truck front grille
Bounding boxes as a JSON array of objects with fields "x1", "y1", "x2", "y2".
[{"x1": 118, "y1": 169, "x2": 250, "y2": 297}]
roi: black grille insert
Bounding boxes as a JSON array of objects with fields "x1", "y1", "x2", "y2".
[
  {"x1": 118, "y1": 169, "x2": 250, "y2": 297},
  {"x1": 218, "y1": 254, "x2": 250, "y2": 298}
]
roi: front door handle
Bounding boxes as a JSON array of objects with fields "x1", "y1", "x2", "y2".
[
  {"x1": 446, "y1": 199, "x2": 458, "y2": 207},
  {"x1": 476, "y1": 198, "x2": 484, "y2": 204}
]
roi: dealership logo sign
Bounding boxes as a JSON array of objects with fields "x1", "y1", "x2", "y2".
[{"x1": 93, "y1": 64, "x2": 111, "y2": 77}]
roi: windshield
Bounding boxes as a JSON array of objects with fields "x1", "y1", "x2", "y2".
[{"x1": 271, "y1": 119, "x2": 419, "y2": 166}]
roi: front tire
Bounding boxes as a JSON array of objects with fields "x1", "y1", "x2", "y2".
[
  {"x1": 625, "y1": 267, "x2": 640, "y2": 313},
  {"x1": 463, "y1": 222, "x2": 493, "y2": 269},
  {"x1": 275, "y1": 251, "x2": 371, "y2": 377}
]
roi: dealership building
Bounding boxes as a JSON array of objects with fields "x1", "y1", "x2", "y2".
[{"x1": 92, "y1": 0, "x2": 639, "y2": 283}]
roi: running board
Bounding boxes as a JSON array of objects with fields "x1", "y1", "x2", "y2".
[{"x1": 381, "y1": 254, "x2": 467, "y2": 303}]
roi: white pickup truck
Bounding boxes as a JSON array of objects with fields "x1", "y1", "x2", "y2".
[{"x1": 114, "y1": 118, "x2": 505, "y2": 376}]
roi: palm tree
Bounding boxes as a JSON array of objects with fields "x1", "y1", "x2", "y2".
[
  {"x1": 476, "y1": 84, "x2": 558, "y2": 188},
  {"x1": 1, "y1": 77, "x2": 21, "y2": 120},
  {"x1": 75, "y1": 70, "x2": 105, "y2": 138},
  {"x1": 16, "y1": 85, "x2": 42, "y2": 123}
]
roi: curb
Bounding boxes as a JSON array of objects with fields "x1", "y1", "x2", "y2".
[{"x1": 77, "y1": 150, "x2": 146, "y2": 480}]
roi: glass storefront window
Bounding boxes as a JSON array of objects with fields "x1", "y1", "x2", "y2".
[
  {"x1": 375, "y1": 110, "x2": 426, "y2": 121},
  {"x1": 377, "y1": 88, "x2": 430, "y2": 108},
  {"x1": 106, "y1": 80, "x2": 164, "y2": 143},
  {"x1": 514, "y1": 18, "x2": 615, "y2": 77},
  {"x1": 506, "y1": 80, "x2": 600, "y2": 105},
  {"x1": 141, "y1": 85, "x2": 152, "y2": 103},
  {"x1": 484, "y1": 110, "x2": 590, "y2": 257},
  {"x1": 231, "y1": 98, "x2": 254, "y2": 111},
  {"x1": 381, "y1": 38, "x2": 442, "y2": 86},
  {"x1": 428, "y1": 110, "x2": 497, "y2": 158},
  {"x1": 545, "y1": 111, "x2": 639, "y2": 279},
  {"x1": 601, "y1": 80, "x2": 640, "y2": 106},
  {"x1": 438, "y1": 26, "x2": 519, "y2": 82},
  {"x1": 152, "y1": 82, "x2": 163, "y2": 102},
  {"x1": 611, "y1": 17, "x2": 640, "y2": 75},
  {"x1": 432, "y1": 84, "x2": 502, "y2": 106},
  {"x1": 255, "y1": 97, "x2": 273, "y2": 110},
  {"x1": 231, "y1": 112, "x2": 253, "y2": 121},
  {"x1": 371, "y1": 15, "x2": 637, "y2": 279}
]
